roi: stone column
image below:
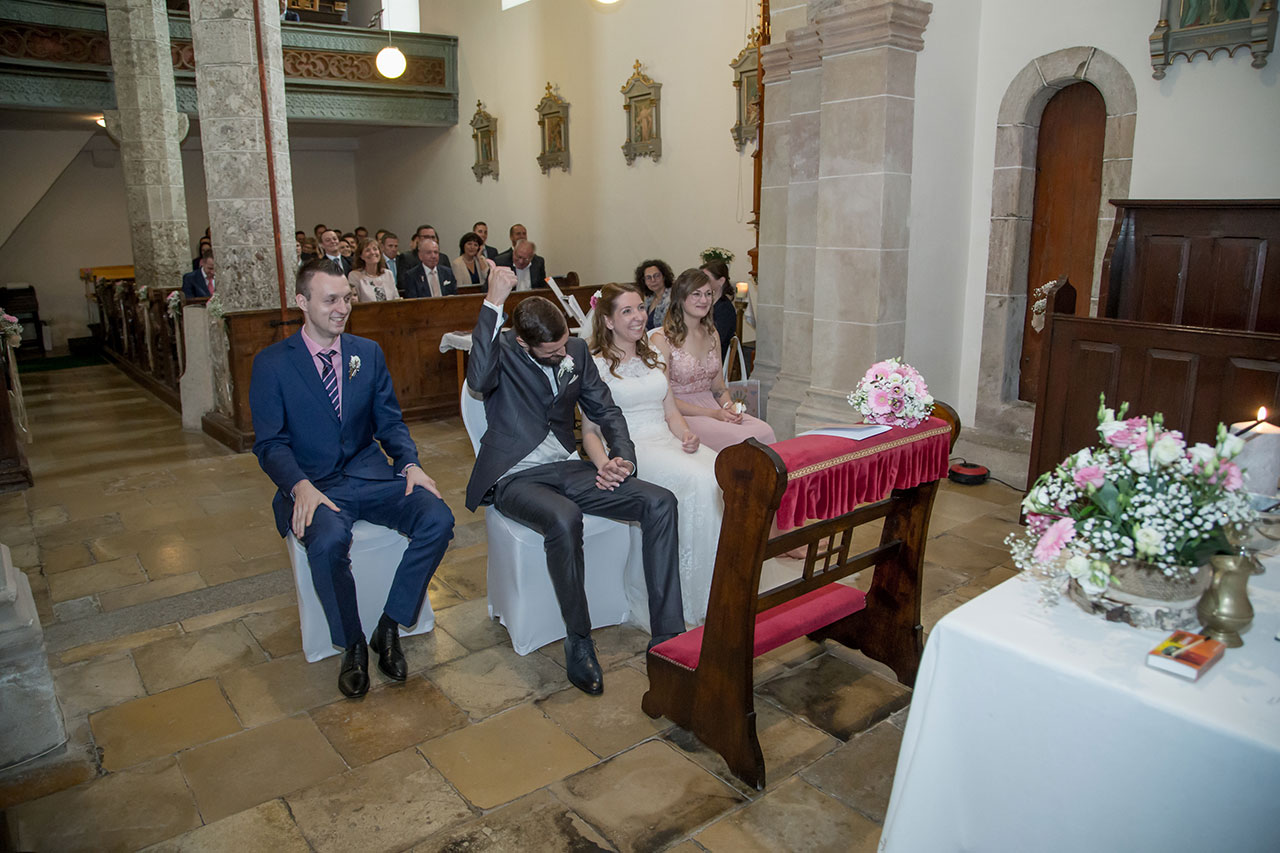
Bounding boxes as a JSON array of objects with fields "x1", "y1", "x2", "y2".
[
  {"x1": 0, "y1": 544, "x2": 64, "y2": 769},
  {"x1": 794, "y1": 0, "x2": 932, "y2": 432},
  {"x1": 103, "y1": 0, "x2": 190, "y2": 301},
  {"x1": 189, "y1": 0, "x2": 295, "y2": 415},
  {"x1": 766, "y1": 23, "x2": 824, "y2": 439}
]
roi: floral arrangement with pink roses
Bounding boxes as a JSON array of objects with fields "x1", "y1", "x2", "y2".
[
  {"x1": 847, "y1": 357, "x2": 934, "y2": 428},
  {"x1": 1008, "y1": 396, "x2": 1256, "y2": 598}
]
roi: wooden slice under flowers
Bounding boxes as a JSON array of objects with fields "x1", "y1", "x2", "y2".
[{"x1": 1008, "y1": 395, "x2": 1258, "y2": 630}]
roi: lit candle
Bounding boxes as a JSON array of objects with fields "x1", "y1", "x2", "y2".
[
  {"x1": 1231, "y1": 407, "x2": 1280, "y2": 496},
  {"x1": 735, "y1": 281, "x2": 749, "y2": 300}
]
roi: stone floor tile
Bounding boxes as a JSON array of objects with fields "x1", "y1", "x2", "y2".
[
  {"x1": 35, "y1": 513, "x2": 125, "y2": 549},
  {"x1": 425, "y1": 576, "x2": 466, "y2": 611},
  {"x1": 98, "y1": 572, "x2": 208, "y2": 611},
  {"x1": 179, "y1": 592, "x2": 295, "y2": 634},
  {"x1": 199, "y1": 553, "x2": 290, "y2": 587},
  {"x1": 178, "y1": 715, "x2": 348, "y2": 823},
  {"x1": 756, "y1": 655, "x2": 910, "y2": 742},
  {"x1": 6, "y1": 757, "x2": 201, "y2": 853},
  {"x1": 52, "y1": 652, "x2": 146, "y2": 721},
  {"x1": 759, "y1": 636, "x2": 825, "y2": 669},
  {"x1": 420, "y1": 704, "x2": 597, "y2": 810},
  {"x1": 0, "y1": 750, "x2": 98, "y2": 811},
  {"x1": 286, "y1": 748, "x2": 472, "y2": 853},
  {"x1": 665, "y1": 696, "x2": 841, "y2": 797},
  {"x1": 799, "y1": 720, "x2": 903, "y2": 822},
  {"x1": 430, "y1": 596, "x2": 510, "y2": 651},
  {"x1": 922, "y1": 533, "x2": 1011, "y2": 577},
  {"x1": 232, "y1": 525, "x2": 291, "y2": 561},
  {"x1": 30, "y1": 505, "x2": 68, "y2": 528},
  {"x1": 946, "y1": 513, "x2": 1026, "y2": 551},
  {"x1": 132, "y1": 621, "x2": 267, "y2": 693},
  {"x1": 56, "y1": 623, "x2": 183, "y2": 666},
  {"x1": 46, "y1": 554, "x2": 146, "y2": 602},
  {"x1": 90, "y1": 679, "x2": 242, "y2": 771},
  {"x1": 415, "y1": 788, "x2": 614, "y2": 852},
  {"x1": 693, "y1": 777, "x2": 880, "y2": 853},
  {"x1": 9, "y1": 540, "x2": 39, "y2": 567},
  {"x1": 310, "y1": 677, "x2": 467, "y2": 766},
  {"x1": 428, "y1": 644, "x2": 570, "y2": 719},
  {"x1": 24, "y1": 569, "x2": 54, "y2": 623},
  {"x1": 196, "y1": 488, "x2": 273, "y2": 517},
  {"x1": 53, "y1": 595, "x2": 100, "y2": 621},
  {"x1": 115, "y1": 500, "x2": 209, "y2": 533},
  {"x1": 140, "y1": 799, "x2": 312, "y2": 853},
  {"x1": 930, "y1": 490, "x2": 1006, "y2": 524},
  {"x1": 551, "y1": 740, "x2": 745, "y2": 853},
  {"x1": 536, "y1": 666, "x2": 670, "y2": 759},
  {"x1": 536, "y1": 623, "x2": 649, "y2": 672},
  {"x1": 434, "y1": 549, "x2": 489, "y2": 600},
  {"x1": 240, "y1": 606, "x2": 304, "y2": 658},
  {"x1": 394, "y1": 624, "x2": 471, "y2": 675},
  {"x1": 220, "y1": 652, "x2": 343, "y2": 728},
  {"x1": 920, "y1": 563, "x2": 974, "y2": 603},
  {"x1": 940, "y1": 478, "x2": 1024, "y2": 506}
]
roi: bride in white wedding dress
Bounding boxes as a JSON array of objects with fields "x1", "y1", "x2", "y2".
[{"x1": 581, "y1": 284, "x2": 724, "y2": 627}]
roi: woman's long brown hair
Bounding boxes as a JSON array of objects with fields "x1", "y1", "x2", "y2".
[
  {"x1": 589, "y1": 283, "x2": 664, "y2": 378},
  {"x1": 661, "y1": 268, "x2": 716, "y2": 349}
]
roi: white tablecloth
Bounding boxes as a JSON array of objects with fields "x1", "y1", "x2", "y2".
[
  {"x1": 439, "y1": 331, "x2": 472, "y2": 354},
  {"x1": 879, "y1": 557, "x2": 1280, "y2": 853}
]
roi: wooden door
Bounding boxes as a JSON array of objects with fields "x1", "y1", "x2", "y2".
[{"x1": 1019, "y1": 81, "x2": 1106, "y2": 402}]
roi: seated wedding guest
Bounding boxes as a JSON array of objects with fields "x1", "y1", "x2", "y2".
[
  {"x1": 636, "y1": 259, "x2": 674, "y2": 331},
  {"x1": 464, "y1": 268, "x2": 684, "y2": 694},
  {"x1": 420, "y1": 225, "x2": 453, "y2": 269},
  {"x1": 296, "y1": 230, "x2": 306, "y2": 243},
  {"x1": 250, "y1": 258, "x2": 454, "y2": 698},
  {"x1": 651, "y1": 268, "x2": 776, "y2": 451},
  {"x1": 340, "y1": 233, "x2": 358, "y2": 261},
  {"x1": 320, "y1": 229, "x2": 352, "y2": 275},
  {"x1": 183, "y1": 250, "x2": 215, "y2": 299},
  {"x1": 495, "y1": 239, "x2": 547, "y2": 291},
  {"x1": 354, "y1": 226, "x2": 368, "y2": 242},
  {"x1": 374, "y1": 228, "x2": 387, "y2": 243},
  {"x1": 401, "y1": 238, "x2": 457, "y2": 298},
  {"x1": 192, "y1": 236, "x2": 211, "y2": 271},
  {"x1": 313, "y1": 223, "x2": 327, "y2": 243},
  {"x1": 700, "y1": 260, "x2": 738, "y2": 360},
  {"x1": 474, "y1": 221, "x2": 498, "y2": 261},
  {"x1": 454, "y1": 231, "x2": 491, "y2": 288},
  {"x1": 299, "y1": 237, "x2": 319, "y2": 264},
  {"x1": 583, "y1": 283, "x2": 723, "y2": 626},
  {"x1": 506, "y1": 223, "x2": 528, "y2": 253},
  {"x1": 380, "y1": 231, "x2": 400, "y2": 282},
  {"x1": 349, "y1": 238, "x2": 399, "y2": 303}
]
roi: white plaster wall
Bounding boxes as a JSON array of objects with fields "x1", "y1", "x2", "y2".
[
  {"x1": 353, "y1": 0, "x2": 760, "y2": 284},
  {"x1": 903, "y1": 0, "x2": 1280, "y2": 426},
  {"x1": 0, "y1": 129, "x2": 94, "y2": 249}
]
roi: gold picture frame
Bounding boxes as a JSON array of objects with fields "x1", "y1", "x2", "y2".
[
  {"x1": 730, "y1": 28, "x2": 761, "y2": 152},
  {"x1": 536, "y1": 83, "x2": 570, "y2": 175},
  {"x1": 470, "y1": 100, "x2": 498, "y2": 183},
  {"x1": 620, "y1": 60, "x2": 661, "y2": 165}
]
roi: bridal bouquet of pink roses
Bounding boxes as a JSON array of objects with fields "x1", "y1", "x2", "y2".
[{"x1": 847, "y1": 357, "x2": 934, "y2": 428}]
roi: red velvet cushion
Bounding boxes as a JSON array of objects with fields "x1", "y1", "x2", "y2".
[{"x1": 651, "y1": 584, "x2": 867, "y2": 671}]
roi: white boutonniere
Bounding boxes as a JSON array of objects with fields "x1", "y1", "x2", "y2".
[
  {"x1": 348, "y1": 355, "x2": 361, "y2": 379},
  {"x1": 557, "y1": 354, "x2": 575, "y2": 379}
]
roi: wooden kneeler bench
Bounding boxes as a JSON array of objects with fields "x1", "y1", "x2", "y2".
[{"x1": 642, "y1": 411, "x2": 959, "y2": 790}]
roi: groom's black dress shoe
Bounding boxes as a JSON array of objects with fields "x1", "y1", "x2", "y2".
[
  {"x1": 338, "y1": 640, "x2": 370, "y2": 698},
  {"x1": 564, "y1": 633, "x2": 603, "y2": 695},
  {"x1": 369, "y1": 614, "x2": 407, "y2": 681}
]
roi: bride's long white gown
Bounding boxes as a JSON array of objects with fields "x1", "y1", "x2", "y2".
[{"x1": 594, "y1": 355, "x2": 724, "y2": 626}]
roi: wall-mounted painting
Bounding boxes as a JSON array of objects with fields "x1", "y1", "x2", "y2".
[
  {"x1": 1149, "y1": 0, "x2": 1277, "y2": 79},
  {"x1": 730, "y1": 28, "x2": 761, "y2": 152},
  {"x1": 620, "y1": 60, "x2": 661, "y2": 165},
  {"x1": 536, "y1": 83, "x2": 570, "y2": 175},
  {"x1": 470, "y1": 101, "x2": 498, "y2": 182}
]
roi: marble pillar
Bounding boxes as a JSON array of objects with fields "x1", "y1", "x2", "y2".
[
  {"x1": 189, "y1": 0, "x2": 295, "y2": 416},
  {"x1": 103, "y1": 0, "x2": 190, "y2": 303},
  {"x1": 0, "y1": 544, "x2": 65, "y2": 769},
  {"x1": 794, "y1": 0, "x2": 932, "y2": 433}
]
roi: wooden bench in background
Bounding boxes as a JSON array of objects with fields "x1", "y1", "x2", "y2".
[{"x1": 643, "y1": 408, "x2": 960, "y2": 790}]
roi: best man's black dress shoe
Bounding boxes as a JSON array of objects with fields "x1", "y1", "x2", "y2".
[
  {"x1": 369, "y1": 614, "x2": 407, "y2": 681},
  {"x1": 564, "y1": 633, "x2": 603, "y2": 695},
  {"x1": 338, "y1": 640, "x2": 370, "y2": 698}
]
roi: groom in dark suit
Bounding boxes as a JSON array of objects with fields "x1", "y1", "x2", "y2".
[
  {"x1": 465, "y1": 267, "x2": 684, "y2": 695},
  {"x1": 251, "y1": 258, "x2": 454, "y2": 698}
]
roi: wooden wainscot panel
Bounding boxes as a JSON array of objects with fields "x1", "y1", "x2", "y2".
[
  {"x1": 209, "y1": 285, "x2": 598, "y2": 452},
  {"x1": 1136, "y1": 349, "x2": 1199, "y2": 435}
]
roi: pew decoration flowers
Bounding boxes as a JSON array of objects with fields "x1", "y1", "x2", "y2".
[
  {"x1": 1007, "y1": 396, "x2": 1257, "y2": 610},
  {"x1": 135, "y1": 283, "x2": 148, "y2": 300},
  {"x1": 348, "y1": 354, "x2": 361, "y2": 380},
  {"x1": 113, "y1": 280, "x2": 130, "y2": 300},
  {"x1": 165, "y1": 290, "x2": 182, "y2": 319},
  {"x1": 848, "y1": 357, "x2": 934, "y2": 428},
  {"x1": 205, "y1": 294, "x2": 225, "y2": 321},
  {"x1": 0, "y1": 311, "x2": 23, "y2": 348},
  {"x1": 700, "y1": 247, "x2": 735, "y2": 265}
]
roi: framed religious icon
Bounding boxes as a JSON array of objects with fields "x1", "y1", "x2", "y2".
[
  {"x1": 470, "y1": 101, "x2": 498, "y2": 182},
  {"x1": 536, "y1": 83, "x2": 570, "y2": 175},
  {"x1": 620, "y1": 60, "x2": 661, "y2": 165},
  {"x1": 730, "y1": 28, "x2": 761, "y2": 152},
  {"x1": 1149, "y1": 0, "x2": 1277, "y2": 79}
]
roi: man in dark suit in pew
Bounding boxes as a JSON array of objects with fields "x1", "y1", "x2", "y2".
[
  {"x1": 400, "y1": 238, "x2": 457, "y2": 298},
  {"x1": 182, "y1": 251, "x2": 215, "y2": 299},
  {"x1": 495, "y1": 239, "x2": 548, "y2": 292}
]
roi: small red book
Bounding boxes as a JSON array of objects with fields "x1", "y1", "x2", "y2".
[{"x1": 1146, "y1": 630, "x2": 1225, "y2": 681}]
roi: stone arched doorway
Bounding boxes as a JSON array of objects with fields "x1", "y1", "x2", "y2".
[{"x1": 974, "y1": 46, "x2": 1137, "y2": 442}]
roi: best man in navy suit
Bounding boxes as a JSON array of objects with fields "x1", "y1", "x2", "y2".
[
  {"x1": 182, "y1": 252, "x2": 215, "y2": 299},
  {"x1": 250, "y1": 258, "x2": 454, "y2": 698},
  {"x1": 400, "y1": 238, "x2": 457, "y2": 298}
]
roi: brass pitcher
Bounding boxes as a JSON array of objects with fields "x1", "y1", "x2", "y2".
[{"x1": 1197, "y1": 555, "x2": 1254, "y2": 647}]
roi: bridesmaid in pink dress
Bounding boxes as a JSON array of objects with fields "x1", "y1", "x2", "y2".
[{"x1": 651, "y1": 268, "x2": 776, "y2": 451}]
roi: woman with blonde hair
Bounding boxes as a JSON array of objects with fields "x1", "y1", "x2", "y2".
[
  {"x1": 582, "y1": 283, "x2": 723, "y2": 626},
  {"x1": 348, "y1": 237, "x2": 399, "y2": 302},
  {"x1": 651, "y1": 268, "x2": 775, "y2": 451}
]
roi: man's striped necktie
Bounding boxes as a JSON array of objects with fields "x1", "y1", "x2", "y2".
[{"x1": 318, "y1": 349, "x2": 341, "y2": 419}]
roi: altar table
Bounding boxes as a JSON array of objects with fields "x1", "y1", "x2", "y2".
[{"x1": 878, "y1": 556, "x2": 1280, "y2": 852}]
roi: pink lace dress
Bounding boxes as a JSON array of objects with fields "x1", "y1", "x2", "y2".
[{"x1": 667, "y1": 342, "x2": 776, "y2": 452}]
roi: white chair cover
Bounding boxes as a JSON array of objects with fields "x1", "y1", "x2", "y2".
[{"x1": 286, "y1": 520, "x2": 436, "y2": 662}]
